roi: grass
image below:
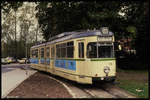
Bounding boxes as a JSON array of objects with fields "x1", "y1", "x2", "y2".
[{"x1": 116, "y1": 68, "x2": 149, "y2": 98}]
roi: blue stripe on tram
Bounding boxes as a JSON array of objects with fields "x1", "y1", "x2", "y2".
[
  {"x1": 55, "y1": 60, "x2": 76, "y2": 71},
  {"x1": 46, "y1": 58, "x2": 50, "y2": 64},
  {"x1": 40, "y1": 58, "x2": 45, "y2": 64},
  {"x1": 30, "y1": 58, "x2": 39, "y2": 64}
]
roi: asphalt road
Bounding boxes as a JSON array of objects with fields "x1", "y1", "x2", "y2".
[
  {"x1": 2, "y1": 64, "x2": 31, "y2": 73},
  {"x1": 1, "y1": 63, "x2": 37, "y2": 98}
]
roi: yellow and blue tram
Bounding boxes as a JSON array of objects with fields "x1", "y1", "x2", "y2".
[{"x1": 30, "y1": 27, "x2": 116, "y2": 84}]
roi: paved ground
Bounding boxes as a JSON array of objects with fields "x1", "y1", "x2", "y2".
[
  {"x1": 1, "y1": 64, "x2": 140, "y2": 98},
  {"x1": 5, "y1": 71, "x2": 137, "y2": 98},
  {"x1": 1, "y1": 64, "x2": 37, "y2": 98},
  {"x1": 2, "y1": 63, "x2": 30, "y2": 73},
  {"x1": 6, "y1": 72, "x2": 72, "y2": 98}
]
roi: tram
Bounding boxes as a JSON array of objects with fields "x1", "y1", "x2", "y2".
[{"x1": 30, "y1": 27, "x2": 116, "y2": 84}]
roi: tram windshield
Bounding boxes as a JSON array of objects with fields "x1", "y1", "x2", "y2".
[{"x1": 87, "y1": 42, "x2": 114, "y2": 58}]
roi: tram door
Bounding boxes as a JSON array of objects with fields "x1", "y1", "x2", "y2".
[
  {"x1": 77, "y1": 40, "x2": 86, "y2": 75},
  {"x1": 39, "y1": 46, "x2": 47, "y2": 71},
  {"x1": 45, "y1": 46, "x2": 50, "y2": 71},
  {"x1": 51, "y1": 45, "x2": 55, "y2": 74}
]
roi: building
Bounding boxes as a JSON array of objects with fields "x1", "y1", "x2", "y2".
[{"x1": 117, "y1": 37, "x2": 136, "y2": 54}]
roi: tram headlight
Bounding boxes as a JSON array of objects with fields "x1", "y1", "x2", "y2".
[{"x1": 104, "y1": 66, "x2": 110, "y2": 74}]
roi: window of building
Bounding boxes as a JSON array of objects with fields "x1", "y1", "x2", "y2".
[{"x1": 78, "y1": 42, "x2": 84, "y2": 58}]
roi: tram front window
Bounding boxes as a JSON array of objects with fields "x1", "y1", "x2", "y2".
[
  {"x1": 87, "y1": 42, "x2": 114, "y2": 58},
  {"x1": 98, "y1": 46, "x2": 113, "y2": 58}
]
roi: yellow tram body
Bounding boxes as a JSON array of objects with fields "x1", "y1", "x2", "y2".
[{"x1": 30, "y1": 28, "x2": 116, "y2": 84}]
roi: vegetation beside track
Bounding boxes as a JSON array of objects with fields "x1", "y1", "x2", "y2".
[{"x1": 116, "y1": 68, "x2": 149, "y2": 98}]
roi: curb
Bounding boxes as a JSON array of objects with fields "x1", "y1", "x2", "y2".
[{"x1": 48, "y1": 75, "x2": 76, "y2": 98}]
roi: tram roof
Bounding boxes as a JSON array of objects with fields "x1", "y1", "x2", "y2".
[{"x1": 31, "y1": 29, "x2": 114, "y2": 48}]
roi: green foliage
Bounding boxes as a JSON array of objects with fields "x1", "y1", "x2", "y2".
[
  {"x1": 1, "y1": 1, "x2": 23, "y2": 13},
  {"x1": 124, "y1": 1, "x2": 149, "y2": 63},
  {"x1": 2, "y1": 40, "x2": 33, "y2": 58},
  {"x1": 35, "y1": 1, "x2": 149, "y2": 66},
  {"x1": 117, "y1": 78, "x2": 148, "y2": 98},
  {"x1": 2, "y1": 2, "x2": 39, "y2": 59},
  {"x1": 35, "y1": 1, "x2": 124, "y2": 41},
  {"x1": 1, "y1": 1, "x2": 149, "y2": 65},
  {"x1": 116, "y1": 68, "x2": 149, "y2": 98},
  {"x1": 126, "y1": 26, "x2": 136, "y2": 35},
  {"x1": 1, "y1": 1, "x2": 23, "y2": 59}
]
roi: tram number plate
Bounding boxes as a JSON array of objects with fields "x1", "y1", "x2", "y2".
[{"x1": 98, "y1": 37, "x2": 112, "y2": 42}]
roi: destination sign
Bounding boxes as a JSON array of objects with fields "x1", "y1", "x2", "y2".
[
  {"x1": 97, "y1": 37, "x2": 113, "y2": 42},
  {"x1": 101, "y1": 27, "x2": 109, "y2": 34}
]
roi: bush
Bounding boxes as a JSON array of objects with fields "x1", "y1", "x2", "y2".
[{"x1": 115, "y1": 51, "x2": 148, "y2": 70}]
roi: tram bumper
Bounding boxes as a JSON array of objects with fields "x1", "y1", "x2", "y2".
[{"x1": 92, "y1": 76, "x2": 116, "y2": 82}]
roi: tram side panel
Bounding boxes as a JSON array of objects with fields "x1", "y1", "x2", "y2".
[
  {"x1": 30, "y1": 48, "x2": 40, "y2": 70},
  {"x1": 54, "y1": 59, "x2": 77, "y2": 82},
  {"x1": 78, "y1": 60, "x2": 116, "y2": 78}
]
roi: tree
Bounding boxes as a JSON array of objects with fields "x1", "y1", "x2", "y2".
[
  {"x1": 1, "y1": 1, "x2": 23, "y2": 60},
  {"x1": 120, "y1": 1, "x2": 149, "y2": 65},
  {"x1": 1, "y1": 2, "x2": 43, "y2": 58},
  {"x1": 35, "y1": 1, "x2": 149, "y2": 69},
  {"x1": 35, "y1": 1, "x2": 124, "y2": 41}
]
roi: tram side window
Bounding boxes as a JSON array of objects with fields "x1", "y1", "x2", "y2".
[
  {"x1": 87, "y1": 43, "x2": 97, "y2": 58},
  {"x1": 46, "y1": 47, "x2": 50, "y2": 58},
  {"x1": 41, "y1": 48, "x2": 44, "y2": 58},
  {"x1": 67, "y1": 41, "x2": 74, "y2": 58},
  {"x1": 56, "y1": 42, "x2": 73, "y2": 58},
  {"x1": 35, "y1": 49, "x2": 38, "y2": 58},
  {"x1": 61, "y1": 43, "x2": 66, "y2": 58},
  {"x1": 31, "y1": 50, "x2": 34, "y2": 58},
  {"x1": 56, "y1": 43, "x2": 67, "y2": 58},
  {"x1": 78, "y1": 42, "x2": 84, "y2": 58},
  {"x1": 56, "y1": 45, "x2": 61, "y2": 58}
]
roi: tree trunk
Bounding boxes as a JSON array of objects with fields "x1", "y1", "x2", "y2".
[
  {"x1": 15, "y1": 10, "x2": 17, "y2": 60},
  {"x1": 36, "y1": 24, "x2": 38, "y2": 43}
]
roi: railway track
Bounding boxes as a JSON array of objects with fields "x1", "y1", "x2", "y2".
[
  {"x1": 65, "y1": 82, "x2": 136, "y2": 98},
  {"x1": 45, "y1": 72, "x2": 137, "y2": 98}
]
